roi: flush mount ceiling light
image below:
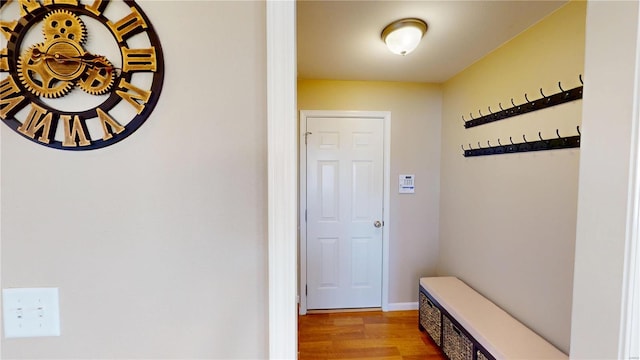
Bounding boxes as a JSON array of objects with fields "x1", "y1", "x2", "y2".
[{"x1": 381, "y1": 18, "x2": 428, "y2": 56}]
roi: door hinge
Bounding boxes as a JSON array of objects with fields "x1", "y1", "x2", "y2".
[
  {"x1": 305, "y1": 285, "x2": 308, "y2": 296},
  {"x1": 305, "y1": 209, "x2": 307, "y2": 222}
]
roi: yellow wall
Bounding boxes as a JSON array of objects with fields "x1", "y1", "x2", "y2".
[
  {"x1": 439, "y1": 1, "x2": 586, "y2": 353},
  {"x1": 298, "y1": 80, "x2": 442, "y2": 304}
]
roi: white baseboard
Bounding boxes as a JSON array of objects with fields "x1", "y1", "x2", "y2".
[{"x1": 387, "y1": 302, "x2": 418, "y2": 311}]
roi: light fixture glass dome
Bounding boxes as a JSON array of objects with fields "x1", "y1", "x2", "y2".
[{"x1": 381, "y1": 18, "x2": 428, "y2": 56}]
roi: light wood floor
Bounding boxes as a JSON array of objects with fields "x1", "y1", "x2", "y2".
[{"x1": 298, "y1": 310, "x2": 447, "y2": 360}]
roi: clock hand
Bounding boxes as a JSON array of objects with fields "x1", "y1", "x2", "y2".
[
  {"x1": 30, "y1": 48, "x2": 81, "y2": 63},
  {"x1": 30, "y1": 48, "x2": 119, "y2": 73}
]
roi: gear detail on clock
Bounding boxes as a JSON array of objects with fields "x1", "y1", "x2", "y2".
[{"x1": 17, "y1": 9, "x2": 116, "y2": 98}]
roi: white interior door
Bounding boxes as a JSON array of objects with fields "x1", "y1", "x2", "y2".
[{"x1": 304, "y1": 115, "x2": 384, "y2": 310}]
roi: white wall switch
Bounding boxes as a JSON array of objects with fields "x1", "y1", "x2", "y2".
[{"x1": 2, "y1": 288, "x2": 60, "y2": 338}]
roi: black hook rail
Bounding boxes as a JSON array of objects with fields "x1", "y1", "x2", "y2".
[
  {"x1": 462, "y1": 127, "x2": 581, "y2": 157},
  {"x1": 462, "y1": 75, "x2": 583, "y2": 129}
]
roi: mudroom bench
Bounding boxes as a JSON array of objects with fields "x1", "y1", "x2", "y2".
[{"x1": 419, "y1": 277, "x2": 567, "y2": 360}]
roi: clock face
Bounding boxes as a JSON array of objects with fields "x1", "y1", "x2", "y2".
[{"x1": 0, "y1": 0, "x2": 164, "y2": 150}]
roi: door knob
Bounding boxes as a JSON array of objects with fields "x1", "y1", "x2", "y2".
[{"x1": 374, "y1": 220, "x2": 382, "y2": 228}]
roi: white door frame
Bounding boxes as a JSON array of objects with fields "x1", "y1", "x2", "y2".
[
  {"x1": 266, "y1": 1, "x2": 297, "y2": 358},
  {"x1": 299, "y1": 110, "x2": 391, "y2": 315}
]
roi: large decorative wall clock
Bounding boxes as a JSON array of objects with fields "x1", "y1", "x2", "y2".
[{"x1": 0, "y1": 0, "x2": 164, "y2": 150}]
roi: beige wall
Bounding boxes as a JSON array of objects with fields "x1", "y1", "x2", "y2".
[
  {"x1": 0, "y1": 1, "x2": 268, "y2": 358},
  {"x1": 572, "y1": 1, "x2": 640, "y2": 358},
  {"x1": 297, "y1": 80, "x2": 442, "y2": 304},
  {"x1": 438, "y1": 2, "x2": 586, "y2": 354}
]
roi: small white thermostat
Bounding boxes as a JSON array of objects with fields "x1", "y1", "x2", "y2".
[{"x1": 399, "y1": 174, "x2": 415, "y2": 193}]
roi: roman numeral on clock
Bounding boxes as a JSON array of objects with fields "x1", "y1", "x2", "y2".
[
  {"x1": 107, "y1": 6, "x2": 148, "y2": 42},
  {"x1": 122, "y1": 47, "x2": 157, "y2": 72}
]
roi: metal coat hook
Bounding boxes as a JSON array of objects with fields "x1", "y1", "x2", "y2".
[
  {"x1": 511, "y1": 98, "x2": 516, "y2": 107},
  {"x1": 462, "y1": 115, "x2": 466, "y2": 124},
  {"x1": 470, "y1": 113, "x2": 474, "y2": 120},
  {"x1": 478, "y1": 141, "x2": 483, "y2": 149},
  {"x1": 556, "y1": 129, "x2": 561, "y2": 138},
  {"x1": 487, "y1": 140, "x2": 492, "y2": 147},
  {"x1": 578, "y1": 75, "x2": 584, "y2": 95},
  {"x1": 479, "y1": 109, "x2": 483, "y2": 117},
  {"x1": 498, "y1": 138, "x2": 502, "y2": 146},
  {"x1": 541, "y1": 88, "x2": 551, "y2": 103},
  {"x1": 538, "y1": 132, "x2": 544, "y2": 141},
  {"x1": 577, "y1": 126, "x2": 581, "y2": 135},
  {"x1": 509, "y1": 136, "x2": 515, "y2": 145},
  {"x1": 524, "y1": 93, "x2": 530, "y2": 103},
  {"x1": 559, "y1": 81, "x2": 571, "y2": 99},
  {"x1": 488, "y1": 106, "x2": 493, "y2": 114},
  {"x1": 499, "y1": 103, "x2": 504, "y2": 111},
  {"x1": 523, "y1": 134, "x2": 528, "y2": 143}
]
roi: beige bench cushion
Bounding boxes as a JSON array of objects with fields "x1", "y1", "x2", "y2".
[{"x1": 420, "y1": 277, "x2": 567, "y2": 360}]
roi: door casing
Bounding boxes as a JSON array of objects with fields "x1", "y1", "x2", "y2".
[{"x1": 299, "y1": 110, "x2": 391, "y2": 315}]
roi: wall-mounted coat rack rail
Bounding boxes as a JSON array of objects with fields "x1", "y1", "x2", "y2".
[
  {"x1": 462, "y1": 127, "x2": 580, "y2": 157},
  {"x1": 462, "y1": 75, "x2": 583, "y2": 129}
]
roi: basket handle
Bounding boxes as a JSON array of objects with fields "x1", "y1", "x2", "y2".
[{"x1": 452, "y1": 323, "x2": 462, "y2": 336}]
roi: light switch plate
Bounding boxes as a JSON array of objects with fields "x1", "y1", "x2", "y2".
[{"x1": 2, "y1": 288, "x2": 60, "y2": 338}]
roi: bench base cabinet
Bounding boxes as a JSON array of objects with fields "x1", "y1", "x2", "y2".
[{"x1": 420, "y1": 285, "x2": 495, "y2": 360}]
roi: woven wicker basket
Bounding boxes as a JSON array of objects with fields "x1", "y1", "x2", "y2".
[
  {"x1": 442, "y1": 315, "x2": 473, "y2": 360},
  {"x1": 419, "y1": 292, "x2": 442, "y2": 346}
]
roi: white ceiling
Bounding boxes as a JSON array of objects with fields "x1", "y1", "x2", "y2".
[{"x1": 297, "y1": 0, "x2": 568, "y2": 83}]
